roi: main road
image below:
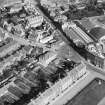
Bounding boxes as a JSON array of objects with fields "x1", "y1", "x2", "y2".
[
  {"x1": 36, "y1": 2, "x2": 105, "y2": 75},
  {"x1": 36, "y1": 2, "x2": 105, "y2": 105}
]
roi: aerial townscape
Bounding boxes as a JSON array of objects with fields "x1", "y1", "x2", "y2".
[{"x1": 0, "y1": 0, "x2": 105, "y2": 105}]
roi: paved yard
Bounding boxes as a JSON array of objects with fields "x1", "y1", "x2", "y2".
[{"x1": 66, "y1": 78, "x2": 105, "y2": 105}]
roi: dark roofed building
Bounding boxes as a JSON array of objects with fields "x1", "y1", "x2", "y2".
[
  {"x1": 89, "y1": 27, "x2": 105, "y2": 42},
  {"x1": 8, "y1": 85, "x2": 23, "y2": 98},
  {"x1": 78, "y1": 18, "x2": 95, "y2": 31},
  {"x1": 89, "y1": 27, "x2": 105, "y2": 55},
  {"x1": 23, "y1": 72, "x2": 39, "y2": 87},
  {"x1": 14, "y1": 79, "x2": 31, "y2": 94}
]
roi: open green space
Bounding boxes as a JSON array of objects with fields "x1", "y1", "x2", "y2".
[{"x1": 66, "y1": 78, "x2": 105, "y2": 105}]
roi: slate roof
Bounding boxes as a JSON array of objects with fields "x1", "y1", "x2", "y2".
[{"x1": 89, "y1": 27, "x2": 105, "y2": 42}]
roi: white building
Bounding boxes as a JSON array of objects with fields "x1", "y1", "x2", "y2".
[
  {"x1": 40, "y1": 35, "x2": 53, "y2": 44},
  {"x1": 27, "y1": 16, "x2": 44, "y2": 28},
  {"x1": 39, "y1": 51, "x2": 57, "y2": 67}
]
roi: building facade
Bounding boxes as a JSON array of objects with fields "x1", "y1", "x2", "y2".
[{"x1": 28, "y1": 62, "x2": 88, "y2": 105}]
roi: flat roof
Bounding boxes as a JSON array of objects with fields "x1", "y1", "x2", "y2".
[{"x1": 79, "y1": 19, "x2": 95, "y2": 31}]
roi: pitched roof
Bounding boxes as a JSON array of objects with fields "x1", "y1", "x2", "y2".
[
  {"x1": 89, "y1": 27, "x2": 105, "y2": 42},
  {"x1": 2, "y1": 0, "x2": 22, "y2": 7}
]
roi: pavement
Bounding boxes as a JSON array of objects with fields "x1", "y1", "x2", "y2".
[
  {"x1": 38, "y1": 8, "x2": 105, "y2": 105},
  {"x1": 98, "y1": 97, "x2": 105, "y2": 105},
  {"x1": 35, "y1": 4, "x2": 105, "y2": 105},
  {"x1": 48, "y1": 37, "x2": 105, "y2": 105}
]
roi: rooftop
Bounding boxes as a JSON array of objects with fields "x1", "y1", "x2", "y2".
[
  {"x1": 0, "y1": 79, "x2": 15, "y2": 97},
  {"x1": 89, "y1": 27, "x2": 105, "y2": 42},
  {"x1": 66, "y1": 78, "x2": 105, "y2": 105},
  {"x1": 78, "y1": 18, "x2": 95, "y2": 31}
]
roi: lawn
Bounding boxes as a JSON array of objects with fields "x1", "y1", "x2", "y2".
[
  {"x1": 66, "y1": 78, "x2": 105, "y2": 105},
  {"x1": 0, "y1": 0, "x2": 5, "y2": 6}
]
